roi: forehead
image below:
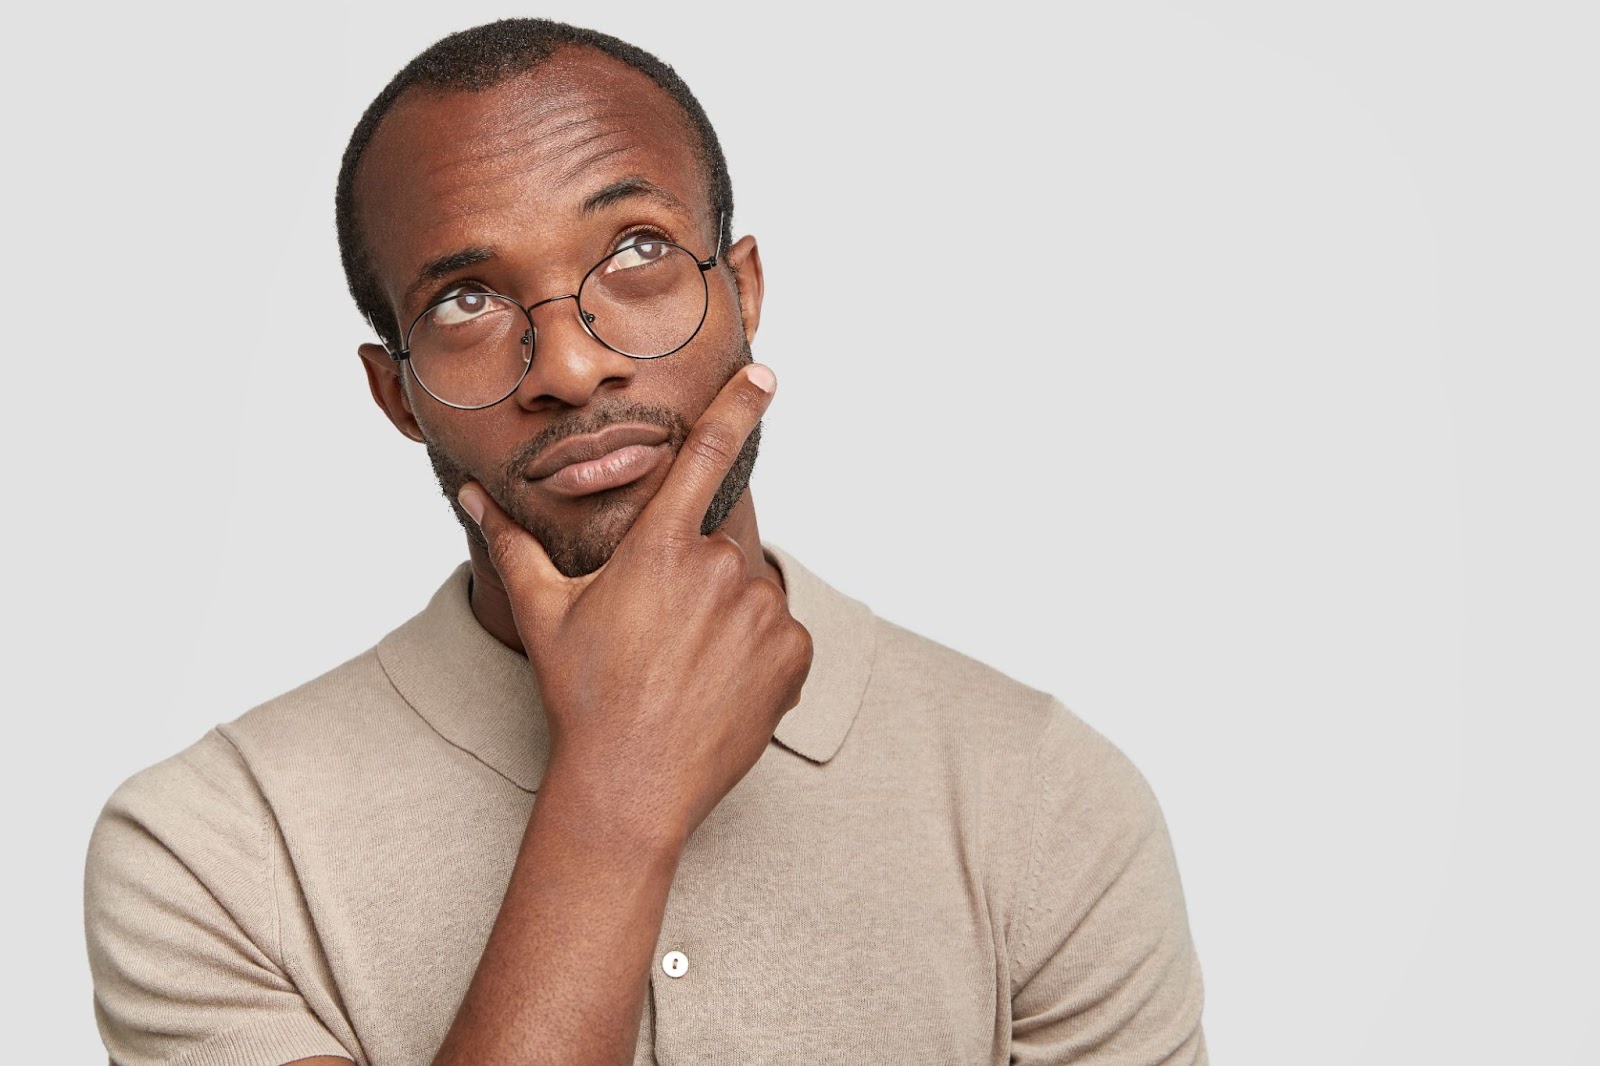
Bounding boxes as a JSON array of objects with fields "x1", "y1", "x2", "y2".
[{"x1": 355, "y1": 47, "x2": 707, "y2": 303}]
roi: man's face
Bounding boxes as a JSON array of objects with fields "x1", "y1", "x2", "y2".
[{"x1": 355, "y1": 48, "x2": 763, "y2": 577}]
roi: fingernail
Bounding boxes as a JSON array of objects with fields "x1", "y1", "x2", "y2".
[
  {"x1": 458, "y1": 486, "x2": 484, "y2": 525},
  {"x1": 748, "y1": 364, "x2": 776, "y2": 393}
]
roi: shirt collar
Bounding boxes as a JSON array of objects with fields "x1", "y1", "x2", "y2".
[{"x1": 376, "y1": 545, "x2": 877, "y2": 793}]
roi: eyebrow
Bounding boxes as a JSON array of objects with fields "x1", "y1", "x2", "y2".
[{"x1": 581, "y1": 176, "x2": 687, "y2": 215}]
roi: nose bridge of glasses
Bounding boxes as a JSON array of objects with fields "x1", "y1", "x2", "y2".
[
  {"x1": 525, "y1": 291, "x2": 578, "y2": 315},
  {"x1": 523, "y1": 290, "x2": 598, "y2": 335},
  {"x1": 520, "y1": 292, "x2": 619, "y2": 377}
]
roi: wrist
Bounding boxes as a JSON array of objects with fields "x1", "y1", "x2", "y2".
[{"x1": 535, "y1": 755, "x2": 692, "y2": 861}]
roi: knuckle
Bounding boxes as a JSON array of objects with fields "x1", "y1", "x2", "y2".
[
  {"x1": 703, "y1": 542, "x2": 747, "y2": 583},
  {"x1": 786, "y1": 620, "x2": 815, "y2": 671},
  {"x1": 746, "y1": 577, "x2": 789, "y2": 618},
  {"x1": 777, "y1": 646, "x2": 812, "y2": 715}
]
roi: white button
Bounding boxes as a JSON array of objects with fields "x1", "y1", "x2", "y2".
[{"x1": 661, "y1": 950, "x2": 689, "y2": 978}]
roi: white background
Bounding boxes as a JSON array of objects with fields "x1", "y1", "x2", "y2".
[{"x1": 4, "y1": 2, "x2": 1596, "y2": 1062}]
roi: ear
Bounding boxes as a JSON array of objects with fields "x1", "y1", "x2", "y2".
[
  {"x1": 723, "y1": 234, "x2": 764, "y2": 344},
  {"x1": 359, "y1": 343, "x2": 425, "y2": 442}
]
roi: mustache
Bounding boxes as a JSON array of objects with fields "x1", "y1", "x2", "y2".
[{"x1": 501, "y1": 401, "x2": 690, "y2": 483}]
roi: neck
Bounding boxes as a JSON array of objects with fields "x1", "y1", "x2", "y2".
[{"x1": 465, "y1": 489, "x2": 779, "y2": 655}]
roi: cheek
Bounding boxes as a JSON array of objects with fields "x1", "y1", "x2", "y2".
[
  {"x1": 668, "y1": 332, "x2": 749, "y2": 422},
  {"x1": 692, "y1": 290, "x2": 754, "y2": 382},
  {"x1": 416, "y1": 405, "x2": 521, "y2": 481}
]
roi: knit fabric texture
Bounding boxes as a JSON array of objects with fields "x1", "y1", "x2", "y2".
[{"x1": 85, "y1": 547, "x2": 1206, "y2": 1065}]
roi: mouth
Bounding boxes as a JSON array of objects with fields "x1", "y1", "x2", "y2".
[{"x1": 522, "y1": 423, "x2": 673, "y2": 498}]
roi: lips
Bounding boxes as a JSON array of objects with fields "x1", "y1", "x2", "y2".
[{"x1": 521, "y1": 422, "x2": 673, "y2": 497}]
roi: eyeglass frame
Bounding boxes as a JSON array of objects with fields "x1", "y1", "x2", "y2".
[{"x1": 369, "y1": 213, "x2": 725, "y2": 411}]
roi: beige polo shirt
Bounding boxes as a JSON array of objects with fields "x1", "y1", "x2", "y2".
[{"x1": 85, "y1": 547, "x2": 1206, "y2": 1065}]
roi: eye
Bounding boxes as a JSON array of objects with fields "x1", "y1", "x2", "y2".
[
  {"x1": 426, "y1": 288, "x2": 501, "y2": 327},
  {"x1": 605, "y1": 234, "x2": 672, "y2": 273}
]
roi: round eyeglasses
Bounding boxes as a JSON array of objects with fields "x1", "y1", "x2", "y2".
[{"x1": 382, "y1": 229, "x2": 720, "y2": 410}]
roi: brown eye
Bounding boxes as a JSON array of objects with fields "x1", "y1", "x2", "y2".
[
  {"x1": 605, "y1": 237, "x2": 670, "y2": 273},
  {"x1": 428, "y1": 289, "x2": 499, "y2": 326}
]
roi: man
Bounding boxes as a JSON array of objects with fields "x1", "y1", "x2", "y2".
[{"x1": 85, "y1": 18, "x2": 1206, "y2": 1066}]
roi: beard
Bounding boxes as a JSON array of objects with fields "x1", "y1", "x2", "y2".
[{"x1": 423, "y1": 339, "x2": 760, "y2": 578}]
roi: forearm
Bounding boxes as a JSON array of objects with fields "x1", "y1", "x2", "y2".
[{"x1": 431, "y1": 760, "x2": 686, "y2": 1066}]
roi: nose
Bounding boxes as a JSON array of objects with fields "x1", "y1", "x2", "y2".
[{"x1": 514, "y1": 293, "x2": 637, "y2": 410}]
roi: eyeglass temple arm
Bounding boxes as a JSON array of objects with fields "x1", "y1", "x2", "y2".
[
  {"x1": 700, "y1": 212, "x2": 726, "y2": 270},
  {"x1": 366, "y1": 312, "x2": 408, "y2": 360}
]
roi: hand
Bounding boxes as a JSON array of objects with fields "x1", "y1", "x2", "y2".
[{"x1": 458, "y1": 365, "x2": 813, "y2": 845}]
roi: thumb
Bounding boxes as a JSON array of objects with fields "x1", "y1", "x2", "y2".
[{"x1": 457, "y1": 481, "x2": 573, "y2": 635}]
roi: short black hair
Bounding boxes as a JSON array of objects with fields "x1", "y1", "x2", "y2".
[{"x1": 335, "y1": 18, "x2": 734, "y2": 349}]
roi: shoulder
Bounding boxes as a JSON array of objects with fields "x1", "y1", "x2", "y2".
[
  {"x1": 221, "y1": 645, "x2": 405, "y2": 760},
  {"x1": 863, "y1": 612, "x2": 1137, "y2": 787},
  {"x1": 83, "y1": 652, "x2": 396, "y2": 1056},
  {"x1": 86, "y1": 730, "x2": 356, "y2": 1066},
  {"x1": 85, "y1": 729, "x2": 283, "y2": 995},
  {"x1": 89, "y1": 646, "x2": 399, "y2": 865},
  {"x1": 90, "y1": 727, "x2": 266, "y2": 872},
  {"x1": 852, "y1": 611, "x2": 1165, "y2": 877},
  {"x1": 862, "y1": 612, "x2": 1170, "y2": 882},
  {"x1": 770, "y1": 546, "x2": 1150, "y2": 805}
]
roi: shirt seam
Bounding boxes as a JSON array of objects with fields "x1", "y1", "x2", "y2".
[
  {"x1": 1010, "y1": 707, "x2": 1057, "y2": 984},
  {"x1": 214, "y1": 728, "x2": 289, "y2": 971},
  {"x1": 213, "y1": 726, "x2": 371, "y2": 1064}
]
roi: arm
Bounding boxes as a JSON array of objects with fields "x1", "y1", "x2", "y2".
[
  {"x1": 285, "y1": 777, "x2": 694, "y2": 1066},
  {"x1": 424, "y1": 757, "x2": 680, "y2": 1064},
  {"x1": 430, "y1": 364, "x2": 810, "y2": 1064}
]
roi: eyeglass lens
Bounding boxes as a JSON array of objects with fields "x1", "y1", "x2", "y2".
[{"x1": 405, "y1": 241, "x2": 708, "y2": 409}]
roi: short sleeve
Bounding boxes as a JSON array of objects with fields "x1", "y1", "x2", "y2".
[
  {"x1": 84, "y1": 731, "x2": 352, "y2": 1066},
  {"x1": 1008, "y1": 707, "x2": 1207, "y2": 1065}
]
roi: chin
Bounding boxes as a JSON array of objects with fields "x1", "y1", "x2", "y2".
[{"x1": 522, "y1": 491, "x2": 643, "y2": 578}]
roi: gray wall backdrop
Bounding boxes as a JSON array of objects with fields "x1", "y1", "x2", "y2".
[{"x1": 5, "y1": 2, "x2": 1596, "y2": 1062}]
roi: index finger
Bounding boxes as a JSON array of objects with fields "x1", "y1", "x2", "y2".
[
  {"x1": 638, "y1": 363, "x2": 775, "y2": 537},
  {"x1": 459, "y1": 480, "x2": 598, "y2": 634}
]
